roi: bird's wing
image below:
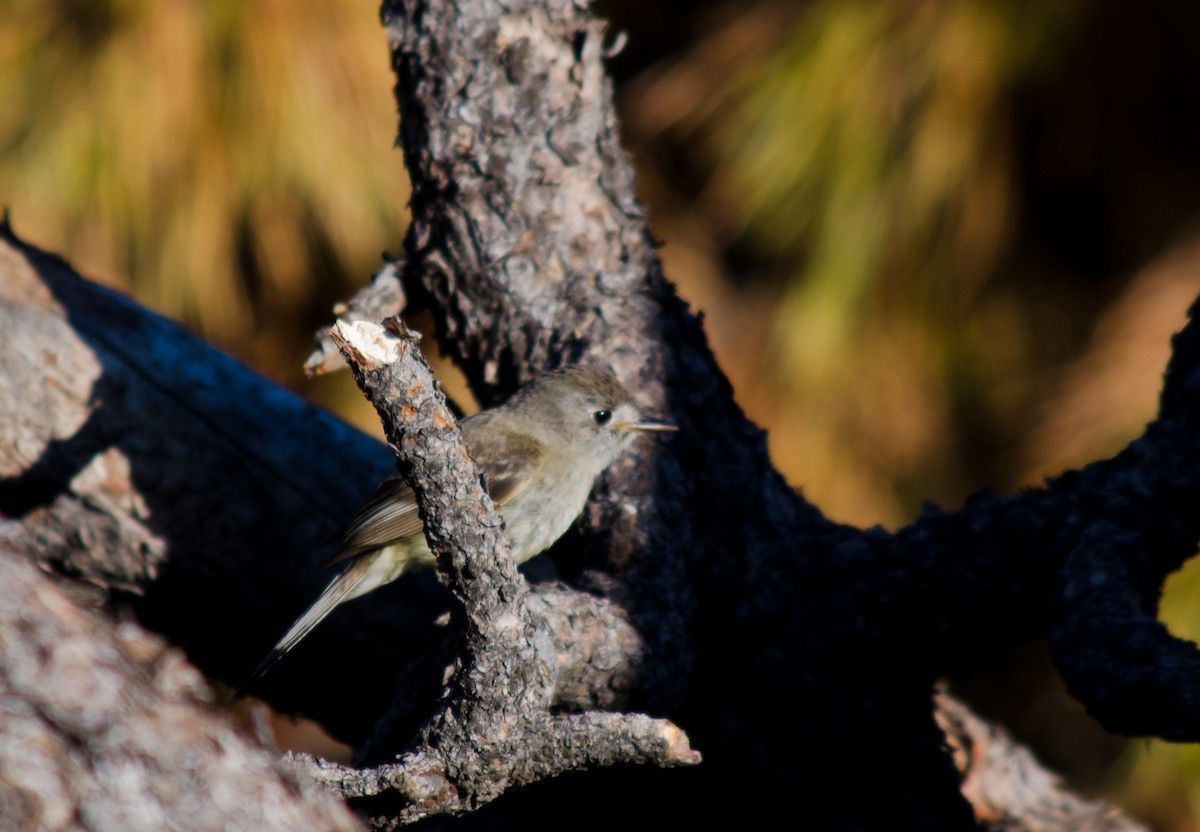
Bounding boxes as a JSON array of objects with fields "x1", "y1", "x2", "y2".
[
  {"x1": 324, "y1": 474, "x2": 423, "y2": 566},
  {"x1": 324, "y1": 418, "x2": 545, "y2": 567},
  {"x1": 467, "y1": 418, "x2": 546, "y2": 507}
]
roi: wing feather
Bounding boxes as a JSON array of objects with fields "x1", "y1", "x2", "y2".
[{"x1": 324, "y1": 414, "x2": 544, "y2": 567}]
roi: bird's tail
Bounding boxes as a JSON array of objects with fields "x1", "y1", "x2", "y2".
[{"x1": 236, "y1": 556, "x2": 375, "y2": 698}]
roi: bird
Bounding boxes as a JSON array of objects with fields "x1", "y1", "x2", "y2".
[{"x1": 239, "y1": 365, "x2": 674, "y2": 693}]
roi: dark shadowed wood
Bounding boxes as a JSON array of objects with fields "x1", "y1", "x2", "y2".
[
  {"x1": 0, "y1": 228, "x2": 439, "y2": 743},
  {"x1": 378, "y1": 0, "x2": 1200, "y2": 827}
]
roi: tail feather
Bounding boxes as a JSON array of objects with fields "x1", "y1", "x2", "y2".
[{"x1": 236, "y1": 557, "x2": 374, "y2": 698}]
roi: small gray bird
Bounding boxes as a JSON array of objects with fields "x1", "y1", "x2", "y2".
[{"x1": 241, "y1": 366, "x2": 673, "y2": 691}]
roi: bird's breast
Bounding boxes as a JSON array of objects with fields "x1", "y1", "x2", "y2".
[{"x1": 499, "y1": 465, "x2": 596, "y2": 563}]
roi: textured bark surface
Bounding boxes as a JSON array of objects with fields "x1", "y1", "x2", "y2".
[
  {"x1": 935, "y1": 691, "x2": 1147, "y2": 832},
  {"x1": 292, "y1": 318, "x2": 697, "y2": 823},
  {"x1": 0, "y1": 543, "x2": 360, "y2": 832},
  {"x1": 0, "y1": 224, "x2": 689, "y2": 825},
  {"x1": 0, "y1": 228, "x2": 1159, "y2": 831},
  {"x1": 379, "y1": 0, "x2": 1200, "y2": 827},
  {"x1": 1, "y1": 0, "x2": 1199, "y2": 828},
  {"x1": 0, "y1": 229, "x2": 445, "y2": 746}
]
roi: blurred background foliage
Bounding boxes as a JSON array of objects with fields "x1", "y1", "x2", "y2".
[
  {"x1": 0, "y1": 0, "x2": 411, "y2": 428},
  {"x1": 3, "y1": 0, "x2": 1200, "y2": 827}
]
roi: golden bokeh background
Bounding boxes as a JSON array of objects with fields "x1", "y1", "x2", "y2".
[{"x1": 4, "y1": 0, "x2": 1200, "y2": 826}]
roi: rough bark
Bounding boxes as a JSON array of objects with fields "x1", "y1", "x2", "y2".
[
  {"x1": 0, "y1": 221, "x2": 693, "y2": 823},
  {"x1": 935, "y1": 690, "x2": 1147, "y2": 832},
  {"x1": 1, "y1": 0, "x2": 1198, "y2": 828},
  {"x1": 378, "y1": 0, "x2": 1200, "y2": 827},
  {"x1": 290, "y1": 318, "x2": 697, "y2": 824},
  {"x1": 0, "y1": 226, "x2": 1158, "y2": 830},
  {"x1": 0, "y1": 542, "x2": 360, "y2": 832},
  {"x1": 0, "y1": 228, "x2": 439, "y2": 746}
]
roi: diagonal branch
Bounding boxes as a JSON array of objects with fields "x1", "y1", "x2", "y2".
[{"x1": 303, "y1": 318, "x2": 697, "y2": 821}]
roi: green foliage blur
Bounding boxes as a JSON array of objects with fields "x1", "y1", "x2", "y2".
[
  {"x1": 0, "y1": 0, "x2": 410, "y2": 431},
  {"x1": 5, "y1": 0, "x2": 1200, "y2": 826}
]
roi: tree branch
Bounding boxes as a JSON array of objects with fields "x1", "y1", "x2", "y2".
[
  {"x1": 935, "y1": 690, "x2": 1146, "y2": 832},
  {"x1": 0, "y1": 225, "x2": 439, "y2": 745},
  {"x1": 312, "y1": 318, "x2": 697, "y2": 821},
  {"x1": 1, "y1": 0, "x2": 1198, "y2": 826},
  {"x1": 378, "y1": 0, "x2": 1200, "y2": 826},
  {"x1": 305, "y1": 260, "x2": 407, "y2": 376},
  {"x1": 0, "y1": 543, "x2": 360, "y2": 832}
]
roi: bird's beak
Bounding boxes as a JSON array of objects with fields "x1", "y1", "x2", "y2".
[{"x1": 616, "y1": 420, "x2": 678, "y2": 433}]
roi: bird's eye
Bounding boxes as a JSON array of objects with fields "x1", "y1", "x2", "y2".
[{"x1": 592, "y1": 409, "x2": 612, "y2": 426}]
